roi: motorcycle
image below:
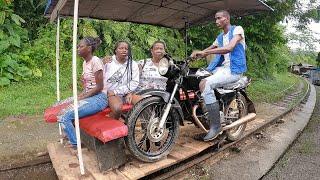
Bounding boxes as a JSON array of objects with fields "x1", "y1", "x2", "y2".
[{"x1": 125, "y1": 54, "x2": 256, "y2": 162}]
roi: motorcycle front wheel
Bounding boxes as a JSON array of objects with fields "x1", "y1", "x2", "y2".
[{"x1": 125, "y1": 96, "x2": 180, "y2": 162}]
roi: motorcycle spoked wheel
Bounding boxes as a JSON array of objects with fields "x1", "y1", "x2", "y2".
[
  {"x1": 125, "y1": 96, "x2": 180, "y2": 162},
  {"x1": 225, "y1": 94, "x2": 248, "y2": 141}
]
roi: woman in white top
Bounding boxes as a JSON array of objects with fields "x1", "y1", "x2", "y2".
[
  {"x1": 127, "y1": 41, "x2": 168, "y2": 104},
  {"x1": 103, "y1": 41, "x2": 139, "y2": 119}
]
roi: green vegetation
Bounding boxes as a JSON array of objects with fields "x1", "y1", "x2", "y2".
[
  {"x1": 291, "y1": 51, "x2": 318, "y2": 66},
  {"x1": 187, "y1": 0, "x2": 319, "y2": 79},
  {"x1": 287, "y1": 77, "x2": 308, "y2": 109},
  {"x1": 0, "y1": 0, "x2": 319, "y2": 118},
  {"x1": 0, "y1": 67, "x2": 74, "y2": 118},
  {"x1": 317, "y1": 52, "x2": 320, "y2": 67},
  {"x1": 298, "y1": 139, "x2": 315, "y2": 154},
  {"x1": 296, "y1": 86, "x2": 320, "y2": 154},
  {"x1": 0, "y1": 1, "x2": 33, "y2": 86},
  {"x1": 247, "y1": 73, "x2": 299, "y2": 103},
  {"x1": 0, "y1": 71, "x2": 298, "y2": 118}
]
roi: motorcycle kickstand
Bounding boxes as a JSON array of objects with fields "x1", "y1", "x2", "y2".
[{"x1": 216, "y1": 134, "x2": 227, "y2": 150}]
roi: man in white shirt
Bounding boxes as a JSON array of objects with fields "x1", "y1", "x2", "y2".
[{"x1": 191, "y1": 10, "x2": 247, "y2": 141}]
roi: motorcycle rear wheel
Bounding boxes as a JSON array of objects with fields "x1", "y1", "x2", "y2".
[
  {"x1": 225, "y1": 94, "x2": 248, "y2": 141},
  {"x1": 125, "y1": 96, "x2": 180, "y2": 162}
]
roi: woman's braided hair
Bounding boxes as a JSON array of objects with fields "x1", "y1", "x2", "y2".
[
  {"x1": 83, "y1": 37, "x2": 102, "y2": 53},
  {"x1": 113, "y1": 40, "x2": 134, "y2": 91}
]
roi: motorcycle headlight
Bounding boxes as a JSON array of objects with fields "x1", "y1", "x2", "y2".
[{"x1": 158, "y1": 57, "x2": 169, "y2": 75}]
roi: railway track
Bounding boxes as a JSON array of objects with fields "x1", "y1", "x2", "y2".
[
  {"x1": 144, "y1": 77, "x2": 310, "y2": 180},
  {"x1": 0, "y1": 77, "x2": 311, "y2": 180}
]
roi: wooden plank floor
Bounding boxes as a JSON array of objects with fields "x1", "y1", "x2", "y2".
[
  {"x1": 48, "y1": 124, "x2": 213, "y2": 180},
  {"x1": 48, "y1": 115, "x2": 276, "y2": 180}
]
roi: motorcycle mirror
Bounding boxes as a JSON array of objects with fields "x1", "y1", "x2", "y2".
[{"x1": 159, "y1": 57, "x2": 170, "y2": 75}]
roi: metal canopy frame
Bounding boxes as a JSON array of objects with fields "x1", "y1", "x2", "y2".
[
  {"x1": 46, "y1": 0, "x2": 273, "y2": 29},
  {"x1": 48, "y1": 0, "x2": 273, "y2": 175}
]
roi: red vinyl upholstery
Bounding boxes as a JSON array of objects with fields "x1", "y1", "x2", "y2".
[
  {"x1": 79, "y1": 112, "x2": 128, "y2": 143},
  {"x1": 44, "y1": 103, "x2": 133, "y2": 143},
  {"x1": 44, "y1": 103, "x2": 133, "y2": 123},
  {"x1": 44, "y1": 103, "x2": 70, "y2": 123}
]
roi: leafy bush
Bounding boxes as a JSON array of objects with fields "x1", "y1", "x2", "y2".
[
  {"x1": 21, "y1": 18, "x2": 186, "y2": 70},
  {"x1": 0, "y1": 0, "x2": 33, "y2": 86},
  {"x1": 13, "y1": 0, "x2": 47, "y2": 40},
  {"x1": 290, "y1": 51, "x2": 317, "y2": 66},
  {"x1": 78, "y1": 20, "x2": 185, "y2": 60},
  {"x1": 2, "y1": 0, "x2": 317, "y2": 87}
]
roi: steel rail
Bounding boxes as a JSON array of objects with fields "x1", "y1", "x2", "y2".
[
  {"x1": 142, "y1": 77, "x2": 310, "y2": 180},
  {"x1": 0, "y1": 78, "x2": 310, "y2": 179}
]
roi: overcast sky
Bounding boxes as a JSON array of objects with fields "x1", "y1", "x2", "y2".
[
  {"x1": 285, "y1": 0, "x2": 320, "y2": 52},
  {"x1": 307, "y1": 22, "x2": 320, "y2": 51},
  {"x1": 285, "y1": 21, "x2": 320, "y2": 51}
]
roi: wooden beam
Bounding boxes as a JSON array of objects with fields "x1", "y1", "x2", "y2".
[{"x1": 50, "y1": 0, "x2": 68, "y2": 22}]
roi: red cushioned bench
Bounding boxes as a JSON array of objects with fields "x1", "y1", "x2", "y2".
[
  {"x1": 44, "y1": 103, "x2": 133, "y2": 124},
  {"x1": 44, "y1": 103, "x2": 133, "y2": 171}
]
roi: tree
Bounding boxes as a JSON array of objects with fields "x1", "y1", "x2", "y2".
[
  {"x1": 0, "y1": 0, "x2": 33, "y2": 86},
  {"x1": 13, "y1": 0, "x2": 47, "y2": 40},
  {"x1": 187, "y1": 0, "x2": 319, "y2": 78},
  {"x1": 287, "y1": 28, "x2": 320, "y2": 52},
  {"x1": 317, "y1": 52, "x2": 320, "y2": 67}
]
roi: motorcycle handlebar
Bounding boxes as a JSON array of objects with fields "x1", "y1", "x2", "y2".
[{"x1": 185, "y1": 56, "x2": 200, "y2": 65}]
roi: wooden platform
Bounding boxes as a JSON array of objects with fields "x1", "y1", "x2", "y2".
[
  {"x1": 48, "y1": 123, "x2": 215, "y2": 180},
  {"x1": 48, "y1": 115, "x2": 275, "y2": 180}
]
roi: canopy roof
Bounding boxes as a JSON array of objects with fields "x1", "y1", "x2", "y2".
[{"x1": 45, "y1": 0, "x2": 273, "y2": 29}]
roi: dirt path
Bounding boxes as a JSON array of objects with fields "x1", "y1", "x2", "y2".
[
  {"x1": 0, "y1": 115, "x2": 59, "y2": 168},
  {"x1": 262, "y1": 86, "x2": 320, "y2": 180}
]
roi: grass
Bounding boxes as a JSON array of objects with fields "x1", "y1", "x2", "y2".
[
  {"x1": 298, "y1": 140, "x2": 315, "y2": 154},
  {"x1": 287, "y1": 77, "x2": 308, "y2": 109},
  {"x1": 0, "y1": 68, "x2": 76, "y2": 119},
  {"x1": 262, "y1": 86, "x2": 319, "y2": 179},
  {"x1": 295, "y1": 86, "x2": 319, "y2": 155},
  {"x1": 247, "y1": 73, "x2": 299, "y2": 103},
  {"x1": 0, "y1": 71, "x2": 299, "y2": 119}
]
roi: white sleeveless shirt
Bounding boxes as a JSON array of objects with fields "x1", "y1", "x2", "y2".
[{"x1": 137, "y1": 58, "x2": 167, "y2": 91}]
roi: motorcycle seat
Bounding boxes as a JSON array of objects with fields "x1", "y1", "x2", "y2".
[{"x1": 214, "y1": 76, "x2": 250, "y2": 90}]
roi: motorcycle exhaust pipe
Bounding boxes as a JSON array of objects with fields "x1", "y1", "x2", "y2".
[
  {"x1": 192, "y1": 105, "x2": 209, "y2": 133},
  {"x1": 192, "y1": 105, "x2": 256, "y2": 133},
  {"x1": 222, "y1": 113, "x2": 256, "y2": 131}
]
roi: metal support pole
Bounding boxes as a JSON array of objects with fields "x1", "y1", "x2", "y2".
[
  {"x1": 55, "y1": 15, "x2": 63, "y2": 144},
  {"x1": 184, "y1": 18, "x2": 189, "y2": 58},
  {"x1": 71, "y1": 0, "x2": 85, "y2": 175}
]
